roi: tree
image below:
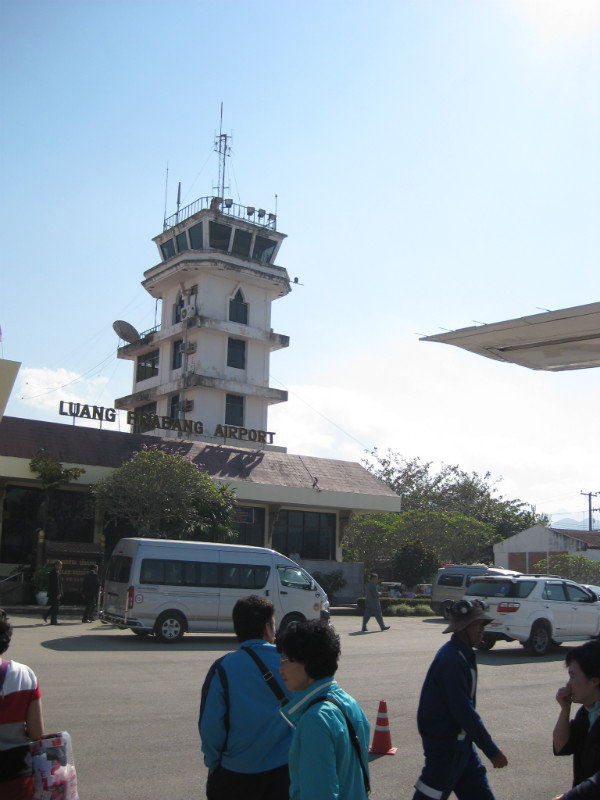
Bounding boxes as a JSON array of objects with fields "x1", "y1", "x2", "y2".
[
  {"x1": 395, "y1": 539, "x2": 439, "y2": 587},
  {"x1": 531, "y1": 554, "x2": 600, "y2": 585},
  {"x1": 341, "y1": 514, "x2": 405, "y2": 575},
  {"x1": 92, "y1": 447, "x2": 236, "y2": 541},
  {"x1": 394, "y1": 510, "x2": 497, "y2": 564},
  {"x1": 364, "y1": 449, "x2": 547, "y2": 540},
  {"x1": 342, "y1": 510, "x2": 497, "y2": 574},
  {"x1": 29, "y1": 451, "x2": 86, "y2": 532}
]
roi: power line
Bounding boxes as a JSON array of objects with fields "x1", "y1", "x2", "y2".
[
  {"x1": 581, "y1": 490, "x2": 600, "y2": 531},
  {"x1": 270, "y1": 374, "x2": 371, "y2": 451}
]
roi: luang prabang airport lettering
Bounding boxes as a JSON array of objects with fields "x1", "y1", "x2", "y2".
[{"x1": 58, "y1": 401, "x2": 275, "y2": 444}]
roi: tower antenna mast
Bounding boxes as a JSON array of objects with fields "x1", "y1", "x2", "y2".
[{"x1": 214, "y1": 102, "x2": 230, "y2": 200}]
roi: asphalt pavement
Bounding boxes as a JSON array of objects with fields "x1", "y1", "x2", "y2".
[{"x1": 5, "y1": 612, "x2": 577, "y2": 799}]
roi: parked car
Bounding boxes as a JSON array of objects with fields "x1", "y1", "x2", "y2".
[
  {"x1": 464, "y1": 574, "x2": 600, "y2": 656},
  {"x1": 430, "y1": 564, "x2": 521, "y2": 617}
]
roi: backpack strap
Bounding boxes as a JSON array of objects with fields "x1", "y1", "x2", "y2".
[
  {"x1": 242, "y1": 646, "x2": 287, "y2": 704},
  {"x1": 199, "y1": 655, "x2": 230, "y2": 749},
  {"x1": 306, "y1": 695, "x2": 370, "y2": 796}
]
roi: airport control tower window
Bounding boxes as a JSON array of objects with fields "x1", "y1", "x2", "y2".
[
  {"x1": 172, "y1": 339, "x2": 184, "y2": 370},
  {"x1": 229, "y1": 290, "x2": 248, "y2": 325},
  {"x1": 225, "y1": 394, "x2": 244, "y2": 426},
  {"x1": 176, "y1": 231, "x2": 189, "y2": 253},
  {"x1": 227, "y1": 338, "x2": 246, "y2": 370},
  {"x1": 169, "y1": 394, "x2": 181, "y2": 418},
  {"x1": 136, "y1": 350, "x2": 159, "y2": 382},
  {"x1": 209, "y1": 221, "x2": 232, "y2": 252},
  {"x1": 188, "y1": 222, "x2": 203, "y2": 249},
  {"x1": 160, "y1": 239, "x2": 176, "y2": 260},
  {"x1": 231, "y1": 229, "x2": 252, "y2": 258},
  {"x1": 173, "y1": 296, "x2": 184, "y2": 324},
  {"x1": 252, "y1": 236, "x2": 276, "y2": 264},
  {"x1": 134, "y1": 403, "x2": 158, "y2": 434}
]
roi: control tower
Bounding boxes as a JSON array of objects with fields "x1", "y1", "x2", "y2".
[{"x1": 114, "y1": 140, "x2": 290, "y2": 451}]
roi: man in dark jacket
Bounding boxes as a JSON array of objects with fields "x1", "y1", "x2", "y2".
[
  {"x1": 553, "y1": 640, "x2": 600, "y2": 789},
  {"x1": 81, "y1": 564, "x2": 100, "y2": 622},
  {"x1": 554, "y1": 770, "x2": 600, "y2": 799},
  {"x1": 361, "y1": 573, "x2": 390, "y2": 632},
  {"x1": 412, "y1": 599, "x2": 508, "y2": 800},
  {"x1": 43, "y1": 560, "x2": 63, "y2": 625}
]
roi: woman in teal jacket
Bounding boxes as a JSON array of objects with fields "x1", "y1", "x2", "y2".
[{"x1": 277, "y1": 620, "x2": 370, "y2": 800}]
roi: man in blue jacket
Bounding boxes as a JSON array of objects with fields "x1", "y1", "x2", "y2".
[
  {"x1": 199, "y1": 595, "x2": 293, "y2": 800},
  {"x1": 413, "y1": 599, "x2": 508, "y2": 800}
]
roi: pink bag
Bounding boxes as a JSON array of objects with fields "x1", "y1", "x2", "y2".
[{"x1": 31, "y1": 731, "x2": 79, "y2": 800}]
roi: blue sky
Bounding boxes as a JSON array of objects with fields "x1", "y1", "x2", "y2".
[{"x1": 1, "y1": 1, "x2": 598, "y2": 523}]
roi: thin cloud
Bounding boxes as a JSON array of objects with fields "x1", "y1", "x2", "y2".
[
  {"x1": 17, "y1": 367, "x2": 113, "y2": 424},
  {"x1": 270, "y1": 335, "x2": 599, "y2": 518},
  {"x1": 512, "y1": 0, "x2": 600, "y2": 41}
]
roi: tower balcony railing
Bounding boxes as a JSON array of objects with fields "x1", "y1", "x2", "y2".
[{"x1": 163, "y1": 196, "x2": 277, "y2": 232}]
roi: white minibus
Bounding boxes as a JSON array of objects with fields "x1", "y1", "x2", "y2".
[{"x1": 101, "y1": 538, "x2": 330, "y2": 642}]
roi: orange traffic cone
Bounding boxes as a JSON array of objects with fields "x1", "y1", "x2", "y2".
[{"x1": 369, "y1": 700, "x2": 397, "y2": 755}]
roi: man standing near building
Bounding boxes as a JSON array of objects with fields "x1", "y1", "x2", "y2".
[
  {"x1": 199, "y1": 595, "x2": 293, "y2": 800},
  {"x1": 413, "y1": 599, "x2": 508, "y2": 800},
  {"x1": 362, "y1": 572, "x2": 390, "y2": 631},
  {"x1": 43, "y1": 560, "x2": 62, "y2": 625},
  {"x1": 81, "y1": 564, "x2": 100, "y2": 622}
]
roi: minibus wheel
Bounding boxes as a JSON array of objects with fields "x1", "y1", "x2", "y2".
[{"x1": 155, "y1": 611, "x2": 186, "y2": 643}]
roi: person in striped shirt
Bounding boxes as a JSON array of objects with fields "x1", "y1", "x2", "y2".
[{"x1": 0, "y1": 609, "x2": 45, "y2": 799}]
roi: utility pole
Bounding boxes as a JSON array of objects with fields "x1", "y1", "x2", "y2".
[{"x1": 580, "y1": 491, "x2": 600, "y2": 531}]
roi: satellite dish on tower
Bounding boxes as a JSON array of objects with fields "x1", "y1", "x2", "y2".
[{"x1": 112, "y1": 320, "x2": 140, "y2": 344}]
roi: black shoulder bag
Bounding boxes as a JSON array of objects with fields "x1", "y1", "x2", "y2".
[
  {"x1": 242, "y1": 646, "x2": 287, "y2": 704},
  {"x1": 306, "y1": 695, "x2": 370, "y2": 796}
]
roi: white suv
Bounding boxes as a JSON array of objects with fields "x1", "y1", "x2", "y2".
[{"x1": 464, "y1": 575, "x2": 600, "y2": 656}]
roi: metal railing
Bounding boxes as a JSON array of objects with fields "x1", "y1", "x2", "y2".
[{"x1": 164, "y1": 196, "x2": 277, "y2": 232}]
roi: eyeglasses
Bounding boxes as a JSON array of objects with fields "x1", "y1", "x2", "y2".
[{"x1": 280, "y1": 656, "x2": 296, "y2": 665}]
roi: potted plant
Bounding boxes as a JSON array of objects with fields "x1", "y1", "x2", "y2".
[{"x1": 32, "y1": 565, "x2": 51, "y2": 606}]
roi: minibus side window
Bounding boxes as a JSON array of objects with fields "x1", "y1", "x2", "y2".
[
  {"x1": 239, "y1": 566, "x2": 270, "y2": 589},
  {"x1": 140, "y1": 559, "x2": 165, "y2": 584},
  {"x1": 106, "y1": 556, "x2": 132, "y2": 583},
  {"x1": 219, "y1": 563, "x2": 270, "y2": 589},
  {"x1": 251, "y1": 566, "x2": 269, "y2": 589},
  {"x1": 222, "y1": 565, "x2": 241, "y2": 587},
  {"x1": 199, "y1": 562, "x2": 219, "y2": 587},
  {"x1": 164, "y1": 561, "x2": 182, "y2": 585},
  {"x1": 437, "y1": 574, "x2": 464, "y2": 588}
]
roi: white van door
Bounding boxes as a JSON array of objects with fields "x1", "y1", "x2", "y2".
[{"x1": 275, "y1": 564, "x2": 318, "y2": 624}]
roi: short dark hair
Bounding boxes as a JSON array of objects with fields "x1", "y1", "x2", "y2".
[
  {"x1": 232, "y1": 595, "x2": 274, "y2": 643},
  {"x1": 0, "y1": 609, "x2": 12, "y2": 655},
  {"x1": 276, "y1": 620, "x2": 340, "y2": 679},
  {"x1": 566, "y1": 641, "x2": 600, "y2": 681},
  {"x1": 370, "y1": 573, "x2": 378, "y2": 580}
]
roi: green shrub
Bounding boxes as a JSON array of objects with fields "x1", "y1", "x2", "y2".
[
  {"x1": 355, "y1": 597, "x2": 434, "y2": 616},
  {"x1": 312, "y1": 570, "x2": 347, "y2": 603}
]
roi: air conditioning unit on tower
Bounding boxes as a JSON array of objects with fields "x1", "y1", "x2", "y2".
[
  {"x1": 181, "y1": 400, "x2": 194, "y2": 412},
  {"x1": 185, "y1": 342, "x2": 197, "y2": 355},
  {"x1": 180, "y1": 305, "x2": 196, "y2": 322}
]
